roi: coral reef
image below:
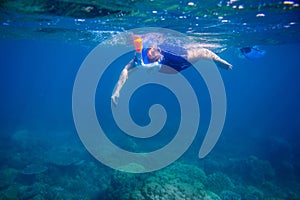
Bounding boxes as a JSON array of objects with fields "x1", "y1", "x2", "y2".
[
  {"x1": 0, "y1": 129, "x2": 299, "y2": 199},
  {"x1": 220, "y1": 190, "x2": 241, "y2": 200},
  {"x1": 202, "y1": 158, "x2": 222, "y2": 174},
  {"x1": 243, "y1": 186, "x2": 264, "y2": 200},
  {"x1": 43, "y1": 144, "x2": 85, "y2": 168},
  {"x1": 21, "y1": 164, "x2": 48, "y2": 175},
  {"x1": 104, "y1": 162, "x2": 220, "y2": 200},
  {"x1": 1, "y1": 185, "x2": 19, "y2": 200},
  {"x1": 117, "y1": 162, "x2": 146, "y2": 173},
  {"x1": 225, "y1": 156, "x2": 275, "y2": 186},
  {"x1": 0, "y1": 168, "x2": 18, "y2": 190},
  {"x1": 204, "y1": 172, "x2": 234, "y2": 195}
]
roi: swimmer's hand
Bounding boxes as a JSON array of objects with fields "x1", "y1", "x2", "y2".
[{"x1": 111, "y1": 93, "x2": 119, "y2": 107}]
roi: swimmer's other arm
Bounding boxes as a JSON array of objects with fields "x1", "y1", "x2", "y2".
[
  {"x1": 111, "y1": 59, "x2": 161, "y2": 107},
  {"x1": 111, "y1": 59, "x2": 134, "y2": 107}
]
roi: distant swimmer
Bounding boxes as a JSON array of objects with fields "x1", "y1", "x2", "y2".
[
  {"x1": 111, "y1": 35, "x2": 232, "y2": 106},
  {"x1": 240, "y1": 46, "x2": 266, "y2": 60}
]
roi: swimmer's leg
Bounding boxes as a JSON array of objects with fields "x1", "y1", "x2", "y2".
[
  {"x1": 187, "y1": 48, "x2": 232, "y2": 69},
  {"x1": 213, "y1": 56, "x2": 232, "y2": 70}
]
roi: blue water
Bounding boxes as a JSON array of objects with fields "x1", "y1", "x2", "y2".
[{"x1": 1, "y1": 0, "x2": 300, "y2": 199}]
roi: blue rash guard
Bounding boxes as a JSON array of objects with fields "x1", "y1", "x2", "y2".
[{"x1": 140, "y1": 44, "x2": 191, "y2": 72}]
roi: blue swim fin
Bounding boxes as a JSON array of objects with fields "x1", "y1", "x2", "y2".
[{"x1": 240, "y1": 46, "x2": 266, "y2": 60}]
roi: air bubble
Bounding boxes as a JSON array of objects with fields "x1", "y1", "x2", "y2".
[
  {"x1": 187, "y1": 2, "x2": 195, "y2": 7},
  {"x1": 238, "y1": 5, "x2": 244, "y2": 9},
  {"x1": 256, "y1": 13, "x2": 265, "y2": 17},
  {"x1": 283, "y1": 1, "x2": 294, "y2": 5}
]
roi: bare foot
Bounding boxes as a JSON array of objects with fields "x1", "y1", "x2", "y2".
[{"x1": 214, "y1": 58, "x2": 233, "y2": 70}]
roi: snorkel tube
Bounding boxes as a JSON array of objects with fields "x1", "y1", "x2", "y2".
[
  {"x1": 133, "y1": 35, "x2": 143, "y2": 65},
  {"x1": 133, "y1": 35, "x2": 143, "y2": 52}
]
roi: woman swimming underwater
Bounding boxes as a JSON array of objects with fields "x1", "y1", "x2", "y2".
[{"x1": 111, "y1": 35, "x2": 232, "y2": 106}]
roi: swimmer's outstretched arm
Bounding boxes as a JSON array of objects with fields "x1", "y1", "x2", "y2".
[
  {"x1": 111, "y1": 59, "x2": 137, "y2": 107},
  {"x1": 111, "y1": 56, "x2": 163, "y2": 106}
]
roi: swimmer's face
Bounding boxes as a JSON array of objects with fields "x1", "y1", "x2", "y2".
[{"x1": 147, "y1": 46, "x2": 163, "y2": 62}]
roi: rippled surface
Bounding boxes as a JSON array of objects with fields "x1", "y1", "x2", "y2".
[{"x1": 0, "y1": 0, "x2": 299, "y2": 48}]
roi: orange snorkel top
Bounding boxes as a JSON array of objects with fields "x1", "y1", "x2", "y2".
[{"x1": 133, "y1": 35, "x2": 143, "y2": 53}]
